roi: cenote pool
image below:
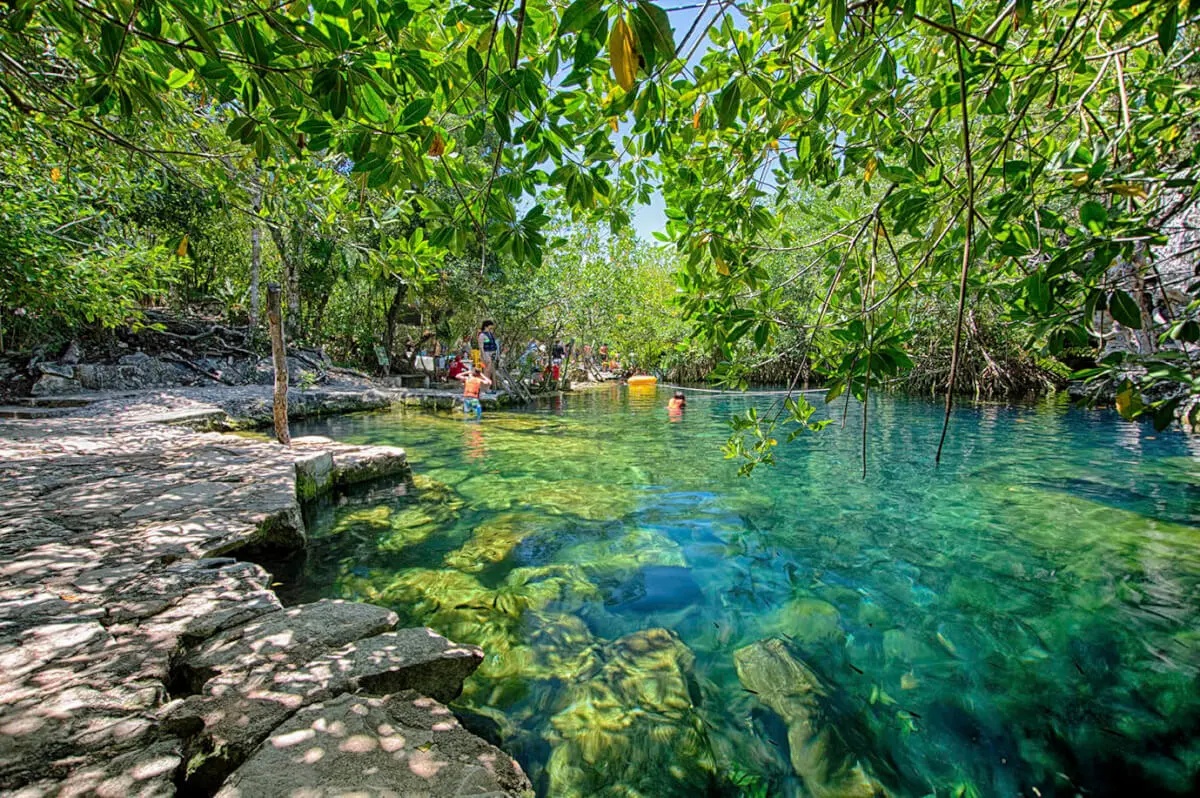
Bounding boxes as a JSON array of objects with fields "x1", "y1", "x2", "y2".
[{"x1": 279, "y1": 387, "x2": 1200, "y2": 797}]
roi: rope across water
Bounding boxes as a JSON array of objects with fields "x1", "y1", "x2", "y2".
[{"x1": 651, "y1": 382, "x2": 827, "y2": 396}]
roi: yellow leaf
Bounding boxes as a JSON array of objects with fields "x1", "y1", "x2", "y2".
[
  {"x1": 715, "y1": 258, "x2": 729, "y2": 276},
  {"x1": 1109, "y1": 183, "x2": 1148, "y2": 199},
  {"x1": 865, "y1": 156, "x2": 877, "y2": 182},
  {"x1": 455, "y1": 21, "x2": 466, "y2": 33},
  {"x1": 609, "y1": 117, "x2": 618, "y2": 133},
  {"x1": 176, "y1": 235, "x2": 189, "y2": 257},
  {"x1": 1071, "y1": 173, "x2": 1089, "y2": 187},
  {"x1": 1115, "y1": 388, "x2": 1133, "y2": 419},
  {"x1": 50, "y1": 167, "x2": 61, "y2": 182},
  {"x1": 609, "y1": 17, "x2": 637, "y2": 92},
  {"x1": 693, "y1": 96, "x2": 706, "y2": 129}
]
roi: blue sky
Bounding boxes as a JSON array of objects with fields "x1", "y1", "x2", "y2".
[{"x1": 624, "y1": 1, "x2": 742, "y2": 241}]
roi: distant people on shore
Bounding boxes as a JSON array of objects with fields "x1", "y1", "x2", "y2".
[{"x1": 478, "y1": 320, "x2": 499, "y2": 381}]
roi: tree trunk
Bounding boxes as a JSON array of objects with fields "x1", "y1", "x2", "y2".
[
  {"x1": 267, "y1": 283, "x2": 291, "y2": 446},
  {"x1": 247, "y1": 195, "x2": 262, "y2": 343},
  {"x1": 268, "y1": 224, "x2": 303, "y2": 343},
  {"x1": 383, "y1": 278, "x2": 407, "y2": 371}
]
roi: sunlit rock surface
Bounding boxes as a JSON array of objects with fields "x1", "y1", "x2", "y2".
[
  {"x1": 0, "y1": 390, "x2": 522, "y2": 797},
  {"x1": 214, "y1": 691, "x2": 532, "y2": 798}
]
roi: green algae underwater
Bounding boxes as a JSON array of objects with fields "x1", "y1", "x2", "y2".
[{"x1": 279, "y1": 386, "x2": 1200, "y2": 797}]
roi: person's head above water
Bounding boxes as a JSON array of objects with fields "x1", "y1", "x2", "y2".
[{"x1": 673, "y1": 391, "x2": 686, "y2": 403}]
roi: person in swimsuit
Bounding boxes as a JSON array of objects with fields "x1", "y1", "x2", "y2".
[
  {"x1": 456, "y1": 363, "x2": 492, "y2": 420},
  {"x1": 667, "y1": 391, "x2": 686, "y2": 417},
  {"x1": 478, "y1": 320, "x2": 499, "y2": 381}
]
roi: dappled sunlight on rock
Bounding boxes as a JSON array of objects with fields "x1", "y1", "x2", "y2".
[{"x1": 213, "y1": 691, "x2": 530, "y2": 797}]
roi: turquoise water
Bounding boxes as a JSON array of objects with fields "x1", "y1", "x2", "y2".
[{"x1": 283, "y1": 387, "x2": 1200, "y2": 797}]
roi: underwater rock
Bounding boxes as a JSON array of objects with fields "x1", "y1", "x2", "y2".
[
  {"x1": 503, "y1": 564, "x2": 605, "y2": 610},
  {"x1": 333, "y1": 474, "x2": 462, "y2": 552},
  {"x1": 735, "y1": 637, "x2": 889, "y2": 798},
  {"x1": 546, "y1": 627, "x2": 717, "y2": 797},
  {"x1": 607, "y1": 564, "x2": 703, "y2": 613},
  {"x1": 770, "y1": 597, "x2": 846, "y2": 644},
  {"x1": 881, "y1": 628, "x2": 938, "y2": 665},
  {"x1": 443, "y1": 512, "x2": 550, "y2": 572},
  {"x1": 558, "y1": 527, "x2": 687, "y2": 575},
  {"x1": 457, "y1": 474, "x2": 639, "y2": 521}
]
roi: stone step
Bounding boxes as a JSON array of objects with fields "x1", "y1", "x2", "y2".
[
  {"x1": 0, "y1": 405, "x2": 71, "y2": 419},
  {"x1": 14, "y1": 394, "x2": 100, "y2": 408}
]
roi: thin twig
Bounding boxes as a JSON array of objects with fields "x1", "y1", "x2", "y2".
[{"x1": 936, "y1": 0, "x2": 977, "y2": 465}]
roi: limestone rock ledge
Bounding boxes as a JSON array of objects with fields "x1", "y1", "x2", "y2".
[{"x1": 0, "y1": 394, "x2": 530, "y2": 797}]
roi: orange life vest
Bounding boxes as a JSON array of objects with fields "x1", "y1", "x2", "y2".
[
  {"x1": 463, "y1": 376, "x2": 483, "y2": 398},
  {"x1": 668, "y1": 398, "x2": 684, "y2": 410}
]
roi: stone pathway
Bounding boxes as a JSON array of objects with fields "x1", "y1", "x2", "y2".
[{"x1": 0, "y1": 389, "x2": 532, "y2": 797}]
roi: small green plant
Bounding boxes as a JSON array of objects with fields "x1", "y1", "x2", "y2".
[
  {"x1": 723, "y1": 395, "x2": 831, "y2": 477},
  {"x1": 297, "y1": 370, "x2": 319, "y2": 391}
]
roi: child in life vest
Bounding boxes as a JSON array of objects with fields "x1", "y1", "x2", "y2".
[
  {"x1": 667, "y1": 391, "x2": 686, "y2": 414},
  {"x1": 457, "y1": 363, "x2": 492, "y2": 420}
]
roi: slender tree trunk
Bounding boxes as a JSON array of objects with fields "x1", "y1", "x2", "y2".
[
  {"x1": 384, "y1": 279, "x2": 407, "y2": 370},
  {"x1": 267, "y1": 283, "x2": 291, "y2": 445},
  {"x1": 247, "y1": 186, "x2": 262, "y2": 342},
  {"x1": 287, "y1": 226, "x2": 303, "y2": 341},
  {"x1": 267, "y1": 224, "x2": 303, "y2": 343}
]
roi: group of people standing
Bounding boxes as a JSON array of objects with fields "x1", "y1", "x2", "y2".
[{"x1": 442, "y1": 322, "x2": 683, "y2": 421}]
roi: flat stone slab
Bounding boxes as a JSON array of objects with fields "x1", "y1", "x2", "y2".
[
  {"x1": 181, "y1": 599, "x2": 399, "y2": 682},
  {"x1": 0, "y1": 387, "x2": 519, "y2": 795},
  {"x1": 0, "y1": 406, "x2": 70, "y2": 419},
  {"x1": 214, "y1": 691, "x2": 532, "y2": 798},
  {"x1": 165, "y1": 626, "x2": 484, "y2": 793}
]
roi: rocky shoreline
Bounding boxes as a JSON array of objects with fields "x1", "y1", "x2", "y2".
[{"x1": 0, "y1": 387, "x2": 532, "y2": 797}]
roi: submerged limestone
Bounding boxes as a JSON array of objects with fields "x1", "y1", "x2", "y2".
[
  {"x1": 735, "y1": 637, "x2": 889, "y2": 798},
  {"x1": 546, "y1": 628, "x2": 717, "y2": 797}
]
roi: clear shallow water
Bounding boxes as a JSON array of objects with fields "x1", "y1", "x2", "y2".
[{"x1": 281, "y1": 387, "x2": 1200, "y2": 797}]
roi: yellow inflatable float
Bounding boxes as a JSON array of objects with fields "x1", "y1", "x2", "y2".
[{"x1": 627, "y1": 375, "x2": 658, "y2": 386}]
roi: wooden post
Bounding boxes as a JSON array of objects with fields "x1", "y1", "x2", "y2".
[{"x1": 267, "y1": 282, "x2": 291, "y2": 445}]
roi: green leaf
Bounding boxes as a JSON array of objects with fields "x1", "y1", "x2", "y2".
[
  {"x1": 1153, "y1": 398, "x2": 1181, "y2": 431},
  {"x1": 169, "y1": 1, "x2": 220, "y2": 56},
  {"x1": 1079, "y1": 201, "x2": 1107, "y2": 233},
  {"x1": 635, "y1": 0, "x2": 674, "y2": 60},
  {"x1": 1174, "y1": 319, "x2": 1200, "y2": 343},
  {"x1": 830, "y1": 0, "x2": 846, "y2": 36},
  {"x1": 492, "y1": 102, "x2": 512, "y2": 142},
  {"x1": 558, "y1": 0, "x2": 604, "y2": 35},
  {"x1": 1158, "y1": 2, "x2": 1178, "y2": 55},
  {"x1": 813, "y1": 80, "x2": 829, "y2": 122},
  {"x1": 166, "y1": 68, "x2": 194, "y2": 89},
  {"x1": 399, "y1": 97, "x2": 433, "y2": 127},
  {"x1": 716, "y1": 80, "x2": 741, "y2": 129},
  {"x1": 1108, "y1": 289, "x2": 1142, "y2": 329}
]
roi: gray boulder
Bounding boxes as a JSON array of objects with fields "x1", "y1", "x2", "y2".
[{"x1": 30, "y1": 374, "x2": 80, "y2": 396}]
